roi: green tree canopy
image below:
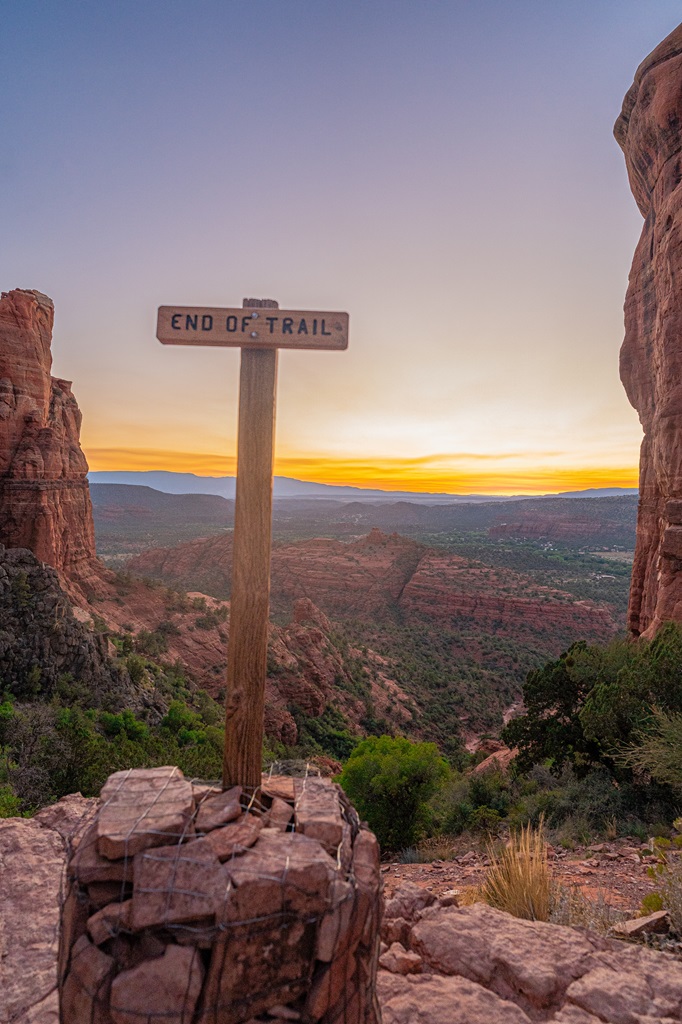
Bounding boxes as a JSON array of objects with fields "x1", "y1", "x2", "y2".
[
  {"x1": 503, "y1": 622, "x2": 682, "y2": 778},
  {"x1": 339, "y1": 734, "x2": 449, "y2": 850}
]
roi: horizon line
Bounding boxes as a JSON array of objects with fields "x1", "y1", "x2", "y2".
[{"x1": 86, "y1": 456, "x2": 640, "y2": 498}]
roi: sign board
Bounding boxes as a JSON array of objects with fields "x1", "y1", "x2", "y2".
[{"x1": 157, "y1": 306, "x2": 348, "y2": 350}]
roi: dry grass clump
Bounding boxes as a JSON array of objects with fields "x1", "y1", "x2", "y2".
[
  {"x1": 651, "y1": 862, "x2": 682, "y2": 933},
  {"x1": 481, "y1": 820, "x2": 551, "y2": 921},
  {"x1": 475, "y1": 817, "x2": 626, "y2": 934},
  {"x1": 549, "y1": 884, "x2": 624, "y2": 934},
  {"x1": 457, "y1": 885, "x2": 484, "y2": 906}
]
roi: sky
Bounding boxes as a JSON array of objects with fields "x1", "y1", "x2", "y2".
[{"x1": 1, "y1": 0, "x2": 680, "y2": 495}]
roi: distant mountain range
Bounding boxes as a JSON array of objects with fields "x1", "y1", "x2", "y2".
[{"x1": 87, "y1": 471, "x2": 638, "y2": 504}]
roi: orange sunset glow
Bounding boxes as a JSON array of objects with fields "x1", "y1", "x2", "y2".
[{"x1": 84, "y1": 446, "x2": 639, "y2": 496}]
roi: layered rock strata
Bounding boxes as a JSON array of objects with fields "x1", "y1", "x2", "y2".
[
  {"x1": 0, "y1": 288, "x2": 96, "y2": 581},
  {"x1": 60, "y1": 767, "x2": 381, "y2": 1024},
  {"x1": 128, "y1": 529, "x2": 619, "y2": 643},
  {"x1": 616, "y1": 24, "x2": 682, "y2": 634}
]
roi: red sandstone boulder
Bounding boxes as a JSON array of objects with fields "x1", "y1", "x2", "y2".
[
  {"x1": 378, "y1": 894, "x2": 682, "y2": 1022},
  {"x1": 0, "y1": 793, "x2": 96, "y2": 1024}
]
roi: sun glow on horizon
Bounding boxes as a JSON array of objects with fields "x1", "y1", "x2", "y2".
[{"x1": 85, "y1": 447, "x2": 639, "y2": 496}]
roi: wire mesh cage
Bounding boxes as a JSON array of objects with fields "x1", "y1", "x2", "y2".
[{"x1": 59, "y1": 764, "x2": 381, "y2": 1023}]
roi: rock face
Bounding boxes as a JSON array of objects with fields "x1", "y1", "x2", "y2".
[
  {"x1": 0, "y1": 544, "x2": 135, "y2": 711},
  {"x1": 0, "y1": 289, "x2": 96, "y2": 581},
  {"x1": 616, "y1": 24, "x2": 682, "y2": 635},
  {"x1": 379, "y1": 892, "x2": 682, "y2": 1022},
  {"x1": 0, "y1": 793, "x2": 96, "y2": 1024}
]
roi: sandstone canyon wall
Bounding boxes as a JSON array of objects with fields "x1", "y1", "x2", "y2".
[
  {"x1": 0, "y1": 288, "x2": 97, "y2": 580},
  {"x1": 616, "y1": 24, "x2": 682, "y2": 635}
]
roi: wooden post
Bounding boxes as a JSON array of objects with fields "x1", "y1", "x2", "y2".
[
  {"x1": 156, "y1": 297, "x2": 347, "y2": 790},
  {"x1": 222, "y1": 298, "x2": 279, "y2": 791}
]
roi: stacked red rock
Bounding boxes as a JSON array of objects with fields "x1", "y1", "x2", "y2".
[
  {"x1": 0, "y1": 288, "x2": 97, "y2": 578},
  {"x1": 616, "y1": 24, "x2": 682, "y2": 635},
  {"x1": 59, "y1": 766, "x2": 381, "y2": 1024}
]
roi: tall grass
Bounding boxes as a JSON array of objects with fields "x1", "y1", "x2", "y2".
[
  {"x1": 481, "y1": 819, "x2": 550, "y2": 921},
  {"x1": 550, "y1": 884, "x2": 623, "y2": 933}
]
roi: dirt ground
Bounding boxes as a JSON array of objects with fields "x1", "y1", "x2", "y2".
[{"x1": 381, "y1": 836, "x2": 666, "y2": 916}]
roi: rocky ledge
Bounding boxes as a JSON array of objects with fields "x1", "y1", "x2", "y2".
[{"x1": 379, "y1": 881, "x2": 682, "y2": 1022}]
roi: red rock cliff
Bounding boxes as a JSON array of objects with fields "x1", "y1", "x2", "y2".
[
  {"x1": 0, "y1": 288, "x2": 97, "y2": 577},
  {"x1": 616, "y1": 24, "x2": 682, "y2": 635}
]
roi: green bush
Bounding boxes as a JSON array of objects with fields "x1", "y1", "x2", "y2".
[
  {"x1": 126, "y1": 654, "x2": 147, "y2": 686},
  {"x1": 339, "y1": 735, "x2": 449, "y2": 851},
  {"x1": 469, "y1": 805, "x2": 502, "y2": 832},
  {"x1": 289, "y1": 704, "x2": 357, "y2": 762},
  {"x1": 0, "y1": 785, "x2": 21, "y2": 817}
]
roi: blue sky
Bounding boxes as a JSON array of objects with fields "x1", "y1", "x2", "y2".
[{"x1": 1, "y1": 1, "x2": 680, "y2": 491}]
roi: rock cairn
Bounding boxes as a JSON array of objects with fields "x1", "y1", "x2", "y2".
[{"x1": 59, "y1": 766, "x2": 381, "y2": 1024}]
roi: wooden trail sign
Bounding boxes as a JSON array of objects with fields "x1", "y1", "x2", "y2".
[
  {"x1": 157, "y1": 305, "x2": 348, "y2": 350},
  {"x1": 157, "y1": 298, "x2": 348, "y2": 792}
]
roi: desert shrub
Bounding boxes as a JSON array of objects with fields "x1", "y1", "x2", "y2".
[
  {"x1": 161, "y1": 701, "x2": 206, "y2": 745},
  {"x1": 0, "y1": 784, "x2": 21, "y2": 817},
  {"x1": 553, "y1": 813, "x2": 593, "y2": 848},
  {"x1": 288, "y1": 704, "x2": 357, "y2": 762},
  {"x1": 11, "y1": 571, "x2": 31, "y2": 608},
  {"x1": 640, "y1": 892, "x2": 665, "y2": 915},
  {"x1": 505, "y1": 623, "x2": 682, "y2": 779},
  {"x1": 654, "y1": 866, "x2": 682, "y2": 934},
  {"x1": 156, "y1": 619, "x2": 181, "y2": 636},
  {"x1": 99, "y1": 709, "x2": 149, "y2": 742},
  {"x1": 440, "y1": 768, "x2": 511, "y2": 835},
  {"x1": 54, "y1": 673, "x2": 93, "y2": 707},
  {"x1": 619, "y1": 707, "x2": 682, "y2": 793},
  {"x1": 469, "y1": 805, "x2": 502, "y2": 833},
  {"x1": 481, "y1": 820, "x2": 550, "y2": 921},
  {"x1": 339, "y1": 735, "x2": 450, "y2": 851},
  {"x1": 0, "y1": 692, "x2": 225, "y2": 812},
  {"x1": 398, "y1": 847, "x2": 421, "y2": 864},
  {"x1": 550, "y1": 884, "x2": 623, "y2": 933},
  {"x1": 134, "y1": 629, "x2": 168, "y2": 656},
  {"x1": 126, "y1": 654, "x2": 147, "y2": 686}
]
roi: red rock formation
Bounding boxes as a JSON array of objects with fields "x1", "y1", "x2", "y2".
[
  {"x1": 0, "y1": 289, "x2": 97, "y2": 579},
  {"x1": 379, "y1": 899, "x2": 682, "y2": 1023},
  {"x1": 616, "y1": 25, "x2": 682, "y2": 635},
  {"x1": 399, "y1": 552, "x2": 617, "y2": 643},
  {"x1": 128, "y1": 528, "x2": 619, "y2": 645}
]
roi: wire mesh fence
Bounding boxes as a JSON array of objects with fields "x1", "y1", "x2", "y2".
[{"x1": 59, "y1": 763, "x2": 381, "y2": 1023}]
